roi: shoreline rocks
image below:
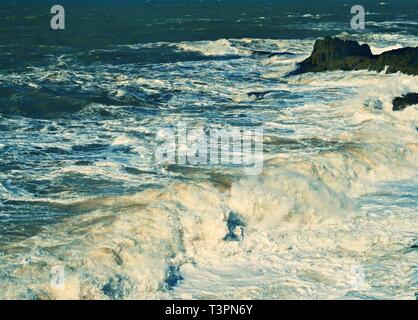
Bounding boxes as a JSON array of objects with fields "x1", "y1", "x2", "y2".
[
  {"x1": 392, "y1": 93, "x2": 418, "y2": 111},
  {"x1": 290, "y1": 37, "x2": 418, "y2": 76},
  {"x1": 290, "y1": 37, "x2": 418, "y2": 111}
]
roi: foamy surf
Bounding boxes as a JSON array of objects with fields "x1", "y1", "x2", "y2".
[
  {"x1": 1, "y1": 77, "x2": 417, "y2": 299},
  {"x1": 1, "y1": 20, "x2": 417, "y2": 300}
]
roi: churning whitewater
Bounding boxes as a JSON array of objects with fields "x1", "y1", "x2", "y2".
[{"x1": 0, "y1": 1, "x2": 417, "y2": 300}]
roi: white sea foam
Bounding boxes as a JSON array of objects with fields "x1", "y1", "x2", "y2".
[
  {"x1": 177, "y1": 39, "x2": 252, "y2": 56},
  {"x1": 369, "y1": 44, "x2": 403, "y2": 55},
  {"x1": 1, "y1": 35, "x2": 417, "y2": 300}
]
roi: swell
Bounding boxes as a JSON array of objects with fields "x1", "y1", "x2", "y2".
[
  {"x1": 1, "y1": 37, "x2": 417, "y2": 299},
  {"x1": 1, "y1": 96, "x2": 417, "y2": 299}
]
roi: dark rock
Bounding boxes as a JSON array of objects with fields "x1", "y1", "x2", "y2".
[
  {"x1": 375, "y1": 47, "x2": 418, "y2": 75},
  {"x1": 224, "y1": 211, "x2": 246, "y2": 242},
  {"x1": 392, "y1": 93, "x2": 418, "y2": 111},
  {"x1": 409, "y1": 239, "x2": 418, "y2": 251},
  {"x1": 290, "y1": 37, "x2": 418, "y2": 76},
  {"x1": 250, "y1": 49, "x2": 296, "y2": 57},
  {"x1": 246, "y1": 90, "x2": 274, "y2": 100}
]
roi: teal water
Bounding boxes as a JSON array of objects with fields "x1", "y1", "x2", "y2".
[{"x1": 0, "y1": 0, "x2": 417, "y2": 299}]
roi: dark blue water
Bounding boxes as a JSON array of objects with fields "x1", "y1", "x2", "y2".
[{"x1": 1, "y1": 0, "x2": 417, "y2": 71}]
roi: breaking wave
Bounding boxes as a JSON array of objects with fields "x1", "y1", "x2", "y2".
[{"x1": 0, "y1": 34, "x2": 417, "y2": 299}]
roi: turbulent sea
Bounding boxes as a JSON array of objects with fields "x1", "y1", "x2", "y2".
[{"x1": 0, "y1": 0, "x2": 417, "y2": 299}]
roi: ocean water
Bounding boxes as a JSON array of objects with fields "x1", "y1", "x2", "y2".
[{"x1": 0, "y1": 0, "x2": 417, "y2": 299}]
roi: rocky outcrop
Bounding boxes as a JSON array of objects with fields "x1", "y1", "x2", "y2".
[
  {"x1": 289, "y1": 37, "x2": 418, "y2": 111},
  {"x1": 290, "y1": 37, "x2": 418, "y2": 76},
  {"x1": 392, "y1": 93, "x2": 418, "y2": 111}
]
